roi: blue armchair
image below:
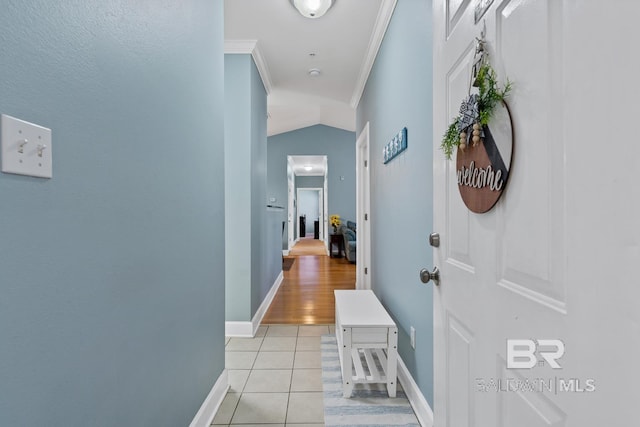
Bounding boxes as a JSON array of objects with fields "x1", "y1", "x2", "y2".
[{"x1": 339, "y1": 221, "x2": 356, "y2": 263}]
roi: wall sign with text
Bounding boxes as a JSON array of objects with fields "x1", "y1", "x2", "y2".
[
  {"x1": 383, "y1": 127, "x2": 408, "y2": 164},
  {"x1": 456, "y1": 101, "x2": 513, "y2": 213}
]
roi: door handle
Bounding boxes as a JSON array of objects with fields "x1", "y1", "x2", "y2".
[{"x1": 420, "y1": 267, "x2": 440, "y2": 286}]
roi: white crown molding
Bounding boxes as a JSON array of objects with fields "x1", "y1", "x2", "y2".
[
  {"x1": 249, "y1": 44, "x2": 273, "y2": 95},
  {"x1": 224, "y1": 39, "x2": 257, "y2": 54},
  {"x1": 224, "y1": 39, "x2": 273, "y2": 95},
  {"x1": 349, "y1": 0, "x2": 398, "y2": 108}
]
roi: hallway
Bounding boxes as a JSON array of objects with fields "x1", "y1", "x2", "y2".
[
  {"x1": 263, "y1": 239, "x2": 356, "y2": 325},
  {"x1": 217, "y1": 239, "x2": 353, "y2": 425},
  {"x1": 216, "y1": 324, "x2": 330, "y2": 425}
]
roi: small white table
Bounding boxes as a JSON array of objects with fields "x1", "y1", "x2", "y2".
[{"x1": 334, "y1": 290, "x2": 398, "y2": 398}]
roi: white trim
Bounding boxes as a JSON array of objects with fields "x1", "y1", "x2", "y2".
[
  {"x1": 224, "y1": 40, "x2": 273, "y2": 95},
  {"x1": 249, "y1": 44, "x2": 273, "y2": 95},
  {"x1": 225, "y1": 271, "x2": 284, "y2": 337},
  {"x1": 296, "y1": 187, "x2": 324, "y2": 242},
  {"x1": 350, "y1": 0, "x2": 398, "y2": 108},
  {"x1": 323, "y1": 159, "x2": 330, "y2": 253},
  {"x1": 397, "y1": 356, "x2": 434, "y2": 427},
  {"x1": 287, "y1": 157, "x2": 296, "y2": 251},
  {"x1": 251, "y1": 271, "x2": 284, "y2": 334},
  {"x1": 189, "y1": 370, "x2": 229, "y2": 427},
  {"x1": 283, "y1": 250, "x2": 290, "y2": 256},
  {"x1": 225, "y1": 321, "x2": 253, "y2": 337},
  {"x1": 355, "y1": 122, "x2": 372, "y2": 290},
  {"x1": 224, "y1": 39, "x2": 256, "y2": 54}
]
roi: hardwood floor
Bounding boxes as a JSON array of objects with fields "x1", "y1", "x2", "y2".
[
  {"x1": 263, "y1": 239, "x2": 355, "y2": 324},
  {"x1": 287, "y1": 237, "x2": 328, "y2": 256}
]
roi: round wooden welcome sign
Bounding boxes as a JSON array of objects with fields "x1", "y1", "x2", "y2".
[{"x1": 456, "y1": 101, "x2": 513, "y2": 213}]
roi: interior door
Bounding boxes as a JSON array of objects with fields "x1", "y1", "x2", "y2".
[{"x1": 433, "y1": 1, "x2": 639, "y2": 426}]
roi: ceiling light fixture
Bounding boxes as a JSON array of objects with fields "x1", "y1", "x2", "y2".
[
  {"x1": 308, "y1": 68, "x2": 321, "y2": 77},
  {"x1": 304, "y1": 165, "x2": 313, "y2": 171},
  {"x1": 290, "y1": 0, "x2": 335, "y2": 19}
]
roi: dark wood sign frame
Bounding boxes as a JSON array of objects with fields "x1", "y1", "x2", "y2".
[{"x1": 456, "y1": 101, "x2": 513, "y2": 213}]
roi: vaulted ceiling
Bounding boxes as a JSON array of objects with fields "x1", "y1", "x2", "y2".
[{"x1": 224, "y1": 0, "x2": 396, "y2": 136}]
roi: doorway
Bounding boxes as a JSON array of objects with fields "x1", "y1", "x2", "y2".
[
  {"x1": 355, "y1": 122, "x2": 371, "y2": 290},
  {"x1": 296, "y1": 187, "x2": 324, "y2": 241},
  {"x1": 287, "y1": 155, "x2": 329, "y2": 252}
]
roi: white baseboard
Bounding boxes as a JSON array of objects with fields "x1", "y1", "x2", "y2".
[
  {"x1": 225, "y1": 271, "x2": 284, "y2": 338},
  {"x1": 283, "y1": 250, "x2": 290, "y2": 256},
  {"x1": 397, "y1": 355, "x2": 434, "y2": 427},
  {"x1": 189, "y1": 369, "x2": 229, "y2": 427},
  {"x1": 251, "y1": 271, "x2": 284, "y2": 334},
  {"x1": 225, "y1": 321, "x2": 253, "y2": 337}
]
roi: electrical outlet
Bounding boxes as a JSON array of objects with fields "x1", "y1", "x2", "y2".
[{"x1": 410, "y1": 326, "x2": 416, "y2": 349}]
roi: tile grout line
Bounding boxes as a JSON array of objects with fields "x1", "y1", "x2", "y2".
[{"x1": 223, "y1": 325, "x2": 329, "y2": 425}]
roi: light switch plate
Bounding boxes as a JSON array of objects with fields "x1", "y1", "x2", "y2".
[{"x1": 1, "y1": 114, "x2": 52, "y2": 178}]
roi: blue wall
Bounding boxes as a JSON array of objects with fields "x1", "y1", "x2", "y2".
[
  {"x1": 265, "y1": 207, "x2": 285, "y2": 295},
  {"x1": 296, "y1": 175, "x2": 325, "y2": 189},
  {"x1": 0, "y1": 1, "x2": 225, "y2": 426},
  {"x1": 356, "y1": 0, "x2": 434, "y2": 406},
  {"x1": 267, "y1": 125, "x2": 356, "y2": 248},
  {"x1": 225, "y1": 54, "x2": 276, "y2": 322},
  {"x1": 225, "y1": 55, "x2": 253, "y2": 322}
]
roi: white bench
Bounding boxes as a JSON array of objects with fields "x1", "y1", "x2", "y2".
[{"x1": 334, "y1": 290, "x2": 398, "y2": 398}]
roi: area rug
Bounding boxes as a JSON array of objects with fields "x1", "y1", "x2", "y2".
[
  {"x1": 321, "y1": 335, "x2": 421, "y2": 427},
  {"x1": 282, "y1": 257, "x2": 295, "y2": 271}
]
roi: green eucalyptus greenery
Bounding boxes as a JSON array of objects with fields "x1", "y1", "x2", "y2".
[
  {"x1": 442, "y1": 118, "x2": 461, "y2": 159},
  {"x1": 441, "y1": 63, "x2": 512, "y2": 159}
]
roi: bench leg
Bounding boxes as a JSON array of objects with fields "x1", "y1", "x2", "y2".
[
  {"x1": 341, "y1": 328, "x2": 354, "y2": 398},
  {"x1": 386, "y1": 327, "x2": 398, "y2": 398}
]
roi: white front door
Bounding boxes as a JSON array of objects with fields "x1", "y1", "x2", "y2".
[{"x1": 433, "y1": 1, "x2": 639, "y2": 426}]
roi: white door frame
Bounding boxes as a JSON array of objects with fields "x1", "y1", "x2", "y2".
[
  {"x1": 296, "y1": 187, "x2": 324, "y2": 244},
  {"x1": 323, "y1": 158, "x2": 330, "y2": 255},
  {"x1": 355, "y1": 122, "x2": 371, "y2": 290},
  {"x1": 286, "y1": 157, "x2": 296, "y2": 254}
]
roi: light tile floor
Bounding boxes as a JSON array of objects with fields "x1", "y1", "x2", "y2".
[{"x1": 213, "y1": 324, "x2": 335, "y2": 427}]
